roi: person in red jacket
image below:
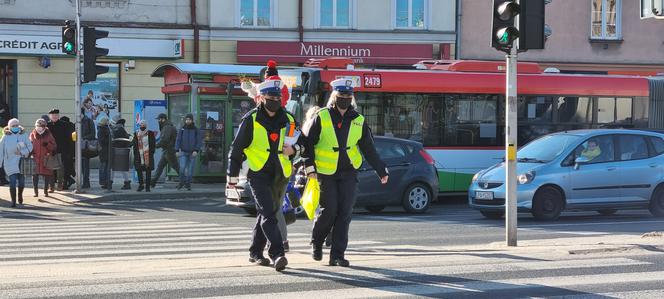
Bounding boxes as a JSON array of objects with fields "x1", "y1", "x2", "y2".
[{"x1": 29, "y1": 119, "x2": 57, "y2": 198}]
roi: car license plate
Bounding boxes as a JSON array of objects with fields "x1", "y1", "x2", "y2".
[{"x1": 475, "y1": 191, "x2": 494, "y2": 200}]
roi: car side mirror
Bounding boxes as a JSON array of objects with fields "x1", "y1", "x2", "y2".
[{"x1": 574, "y1": 156, "x2": 590, "y2": 170}]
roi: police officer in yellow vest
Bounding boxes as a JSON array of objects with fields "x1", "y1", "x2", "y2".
[
  {"x1": 304, "y1": 79, "x2": 389, "y2": 267},
  {"x1": 227, "y1": 79, "x2": 304, "y2": 272}
]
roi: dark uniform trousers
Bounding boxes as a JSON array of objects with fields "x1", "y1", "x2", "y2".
[
  {"x1": 248, "y1": 171, "x2": 289, "y2": 260},
  {"x1": 153, "y1": 149, "x2": 180, "y2": 180},
  {"x1": 312, "y1": 171, "x2": 358, "y2": 259}
]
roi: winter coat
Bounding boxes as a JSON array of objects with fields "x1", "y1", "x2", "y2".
[
  {"x1": 97, "y1": 125, "x2": 112, "y2": 162},
  {"x1": 0, "y1": 126, "x2": 33, "y2": 177},
  {"x1": 29, "y1": 128, "x2": 57, "y2": 176},
  {"x1": 48, "y1": 119, "x2": 73, "y2": 154},
  {"x1": 175, "y1": 125, "x2": 202, "y2": 153},
  {"x1": 156, "y1": 121, "x2": 177, "y2": 153},
  {"x1": 132, "y1": 130, "x2": 156, "y2": 170},
  {"x1": 81, "y1": 115, "x2": 96, "y2": 141}
]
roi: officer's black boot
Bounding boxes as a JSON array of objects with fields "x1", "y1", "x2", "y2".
[
  {"x1": 329, "y1": 257, "x2": 350, "y2": 267},
  {"x1": 312, "y1": 243, "x2": 323, "y2": 261},
  {"x1": 9, "y1": 187, "x2": 16, "y2": 207},
  {"x1": 121, "y1": 181, "x2": 131, "y2": 190},
  {"x1": 18, "y1": 187, "x2": 24, "y2": 205}
]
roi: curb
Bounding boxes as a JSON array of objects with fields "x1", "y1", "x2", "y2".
[{"x1": 75, "y1": 189, "x2": 225, "y2": 203}]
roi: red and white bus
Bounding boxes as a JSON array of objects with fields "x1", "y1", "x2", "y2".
[{"x1": 276, "y1": 59, "x2": 664, "y2": 193}]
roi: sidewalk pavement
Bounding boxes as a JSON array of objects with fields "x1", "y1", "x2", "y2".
[{"x1": 0, "y1": 170, "x2": 225, "y2": 206}]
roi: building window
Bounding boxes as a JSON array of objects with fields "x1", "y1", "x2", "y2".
[
  {"x1": 395, "y1": 0, "x2": 426, "y2": 29},
  {"x1": 591, "y1": 0, "x2": 621, "y2": 40},
  {"x1": 320, "y1": 0, "x2": 352, "y2": 27},
  {"x1": 240, "y1": 0, "x2": 273, "y2": 27}
]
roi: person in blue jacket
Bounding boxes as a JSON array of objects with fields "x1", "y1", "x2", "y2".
[{"x1": 175, "y1": 113, "x2": 202, "y2": 190}]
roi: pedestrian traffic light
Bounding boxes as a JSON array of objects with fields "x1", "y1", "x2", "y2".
[
  {"x1": 61, "y1": 20, "x2": 76, "y2": 55},
  {"x1": 518, "y1": 0, "x2": 547, "y2": 51},
  {"x1": 491, "y1": 0, "x2": 520, "y2": 53},
  {"x1": 82, "y1": 27, "x2": 109, "y2": 83}
]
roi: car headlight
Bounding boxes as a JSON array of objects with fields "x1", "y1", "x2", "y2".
[
  {"x1": 517, "y1": 171, "x2": 536, "y2": 184},
  {"x1": 472, "y1": 172, "x2": 481, "y2": 182}
]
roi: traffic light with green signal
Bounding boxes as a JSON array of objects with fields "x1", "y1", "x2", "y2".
[
  {"x1": 61, "y1": 20, "x2": 76, "y2": 55},
  {"x1": 491, "y1": 0, "x2": 520, "y2": 53},
  {"x1": 82, "y1": 27, "x2": 109, "y2": 83}
]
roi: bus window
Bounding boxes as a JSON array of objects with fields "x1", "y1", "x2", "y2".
[
  {"x1": 355, "y1": 92, "x2": 385, "y2": 136},
  {"x1": 442, "y1": 94, "x2": 499, "y2": 146},
  {"x1": 556, "y1": 97, "x2": 593, "y2": 124},
  {"x1": 633, "y1": 97, "x2": 649, "y2": 128},
  {"x1": 384, "y1": 94, "x2": 424, "y2": 142}
]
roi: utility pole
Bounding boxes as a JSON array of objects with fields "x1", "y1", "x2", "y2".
[
  {"x1": 74, "y1": 0, "x2": 82, "y2": 193},
  {"x1": 505, "y1": 41, "x2": 518, "y2": 247}
]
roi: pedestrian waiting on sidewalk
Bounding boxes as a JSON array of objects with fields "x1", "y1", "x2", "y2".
[
  {"x1": 151, "y1": 113, "x2": 179, "y2": 188},
  {"x1": 97, "y1": 116, "x2": 112, "y2": 190},
  {"x1": 0, "y1": 118, "x2": 33, "y2": 207},
  {"x1": 133, "y1": 120, "x2": 155, "y2": 192},
  {"x1": 29, "y1": 119, "x2": 56, "y2": 198},
  {"x1": 175, "y1": 113, "x2": 201, "y2": 191},
  {"x1": 111, "y1": 118, "x2": 132, "y2": 190}
]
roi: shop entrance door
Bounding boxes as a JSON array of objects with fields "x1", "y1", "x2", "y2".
[{"x1": 0, "y1": 60, "x2": 16, "y2": 127}]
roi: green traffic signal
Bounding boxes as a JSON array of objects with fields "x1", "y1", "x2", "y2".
[
  {"x1": 496, "y1": 27, "x2": 518, "y2": 46},
  {"x1": 64, "y1": 42, "x2": 74, "y2": 53}
]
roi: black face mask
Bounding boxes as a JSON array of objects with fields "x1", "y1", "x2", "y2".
[
  {"x1": 264, "y1": 100, "x2": 281, "y2": 113},
  {"x1": 336, "y1": 97, "x2": 352, "y2": 110},
  {"x1": 140, "y1": 127, "x2": 147, "y2": 131}
]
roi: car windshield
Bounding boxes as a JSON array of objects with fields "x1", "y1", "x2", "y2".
[{"x1": 517, "y1": 134, "x2": 581, "y2": 163}]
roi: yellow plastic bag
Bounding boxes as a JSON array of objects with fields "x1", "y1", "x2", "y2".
[{"x1": 300, "y1": 177, "x2": 320, "y2": 220}]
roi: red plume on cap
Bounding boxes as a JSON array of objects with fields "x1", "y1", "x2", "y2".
[{"x1": 265, "y1": 60, "x2": 279, "y2": 77}]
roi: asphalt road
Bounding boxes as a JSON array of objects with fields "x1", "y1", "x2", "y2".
[{"x1": 0, "y1": 197, "x2": 663, "y2": 298}]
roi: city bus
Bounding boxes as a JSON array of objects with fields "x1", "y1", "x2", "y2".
[{"x1": 273, "y1": 59, "x2": 664, "y2": 194}]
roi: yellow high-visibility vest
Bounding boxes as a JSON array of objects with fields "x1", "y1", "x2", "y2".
[
  {"x1": 243, "y1": 112, "x2": 295, "y2": 177},
  {"x1": 314, "y1": 108, "x2": 364, "y2": 175}
]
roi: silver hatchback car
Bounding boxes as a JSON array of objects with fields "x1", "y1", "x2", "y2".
[{"x1": 469, "y1": 129, "x2": 664, "y2": 220}]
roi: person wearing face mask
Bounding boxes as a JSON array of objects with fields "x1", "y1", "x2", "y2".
[
  {"x1": 46, "y1": 109, "x2": 69, "y2": 191},
  {"x1": 80, "y1": 108, "x2": 96, "y2": 189},
  {"x1": 175, "y1": 114, "x2": 202, "y2": 191},
  {"x1": 0, "y1": 118, "x2": 33, "y2": 207},
  {"x1": 132, "y1": 120, "x2": 156, "y2": 192},
  {"x1": 226, "y1": 79, "x2": 306, "y2": 272},
  {"x1": 303, "y1": 79, "x2": 389, "y2": 267},
  {"x1": 30, "y1": 119, "x2": 57, "y2": 198}
]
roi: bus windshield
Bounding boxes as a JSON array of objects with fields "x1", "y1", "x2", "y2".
[{"x1": 517, "y1": 134, "x2": 581, "y2": 163}]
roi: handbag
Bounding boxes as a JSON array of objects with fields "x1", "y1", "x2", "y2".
[
  {"x1": 84, "y1": 139, "x2": 100, "y2": 153},
  {"x1": 20, "y1": 157, "x2": 36, "y2": 176},
  {"x1": 44, "y1": 153, "x2": 63, "y2": 170},
  {"x1": 301, "y1": 177, "x2": 320, "y2": 220}
]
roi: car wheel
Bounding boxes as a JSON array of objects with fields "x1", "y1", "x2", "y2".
[
  {"x1": 480, "y1": 211, "x2": 504, "y2": 219},
  {"x1": 597, "y1": 209, "x2": 617, "y2": 216},
  {"x1": 531, "y1": 186, "x2": 564, "y2": 221},
  {"x1": 243, "y1": 208, "x2": 257, "y2": 216},
  {"x1": 402, "y1": 183, "x2": 431, "y2": 213},
  {"x1": 365, "y1": 205, "x2": 386, "y2": 213},
  {"x1": 649, "y1": 185, "x2": 664, "y2": 217}
]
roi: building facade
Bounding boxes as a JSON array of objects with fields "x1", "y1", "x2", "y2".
[
  {"x1": 459, "y1": 0, "x2": 664, "y2": 74},
  {"x1": 0, "y1": 0, "x2": 456, "y2": 128}
]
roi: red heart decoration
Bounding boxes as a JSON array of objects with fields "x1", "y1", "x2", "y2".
[
  {"x1": 337, "y1": 122, "x2": 342, "y2": 129},
  {"x1": 269, "y1": 133, "x2": 279, "y2": 142}
]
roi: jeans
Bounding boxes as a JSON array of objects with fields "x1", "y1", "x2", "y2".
[
  {"x1": 178, "y1": 152, "x2": 195, "y2": 186},
  {"x1": 82, "y1": 157, "x2": 90, "y2": 186},
  {"x1": 99, "y1": 161, "x2": 111, "y2": 187},
  {"x1": 9, "y1": 173, "x2": 25, "y2": 188}
]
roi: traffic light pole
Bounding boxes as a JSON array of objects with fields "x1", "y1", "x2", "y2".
[
  {"x1": 74, "y1": 0, "x2": 82, "y2": 193},
  {"x1": 505, "y1": 44, "x2": 518, "y2": 247}
]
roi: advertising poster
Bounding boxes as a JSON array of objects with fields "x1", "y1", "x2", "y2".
[{"x1": 81, "y1": 63, "x2": 121, "y2": 122}]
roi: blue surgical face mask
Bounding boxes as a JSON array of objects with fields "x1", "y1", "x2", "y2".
[{"x1": 10, "y1": 127, "x2": 20, "y2": 134}]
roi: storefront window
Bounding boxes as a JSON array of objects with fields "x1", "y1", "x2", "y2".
[
  {"x1": 199, "y1": 99, "x2": 226, "y2": 174},
  {"x1": 232, "y1": 97, "x2": 256, "y2": 136},
  {"x1": 240, "y1": 0, "x2": 272, "y2": 27},
  {"x1": 395, "y1": 0, "x2": 426, "y2": 29},
  {"x1": 320, "y1": 0, "x2": 351, "y2": 27},
  {"x1": 167, "y1": 94, "x2": 190, "y2": 129}
]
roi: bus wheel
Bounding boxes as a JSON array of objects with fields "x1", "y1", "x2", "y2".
[
  {"x1": 480, "y1": 211, "x2": 504, "y2": 219},
  {"x1": 649, "y1": 185, "x2": 664, "y2": 217},
  {"x1": 365, "y1": 206, "x2": 385, "y2": 213},
  {"x1": 532, "y1": 186, "x2": 564, "y2": 221},
  {"x1": 402, "y1": 183, "x2": 431, "y2": 214}
]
